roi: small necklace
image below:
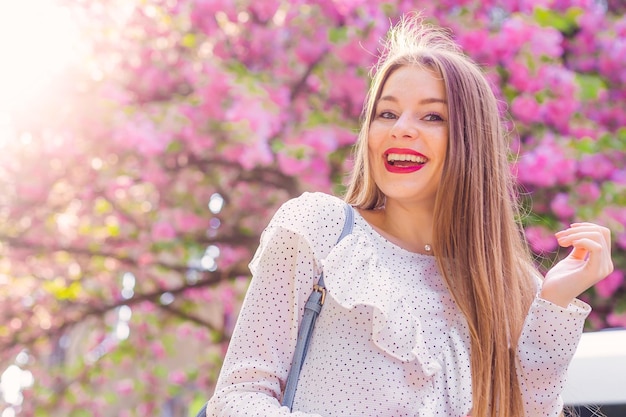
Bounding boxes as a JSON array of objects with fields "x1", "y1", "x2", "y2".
[{"x1": 424, "y1": 244, "x2": 432, "y2": 253}]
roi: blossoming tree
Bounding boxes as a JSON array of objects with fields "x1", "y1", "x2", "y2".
[{"x1": 0, "y1": 0, "x2": 624, "y2": 415}]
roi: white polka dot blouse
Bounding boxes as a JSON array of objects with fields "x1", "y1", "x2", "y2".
[{"x1": 205, "y1": 192, "x2": 591, "y2": 417}]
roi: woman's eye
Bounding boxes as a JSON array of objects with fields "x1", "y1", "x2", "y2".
[
  {"x1": 378, "y1": 111, "x2": 396, "y2": 119},
  {"x1": 424, "y1": 113, "x2": 444, "y2": 122}
]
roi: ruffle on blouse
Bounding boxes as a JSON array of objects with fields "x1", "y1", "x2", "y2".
[{"x1": 323, "y1": 231, "x2": 458, "y2": 373}]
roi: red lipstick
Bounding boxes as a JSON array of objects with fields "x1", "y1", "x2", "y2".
[{"x1": 383, "y1": 148, "x2": 428, "y2": 174}]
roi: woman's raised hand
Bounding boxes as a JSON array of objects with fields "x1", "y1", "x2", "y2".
[{"x1": 541, "y1": 222, "x2": 614, "y2": 308}]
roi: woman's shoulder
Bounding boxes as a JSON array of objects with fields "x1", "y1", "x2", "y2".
[
  {"x1": 276, "y1": 192, "x2": 345, "y2": 218},
  {"x1": 266, "y1": 192, "x2": 350, "y2": 258},
  {"x1": 270, "y1": 192, "x2": 348, "y2": 233}
]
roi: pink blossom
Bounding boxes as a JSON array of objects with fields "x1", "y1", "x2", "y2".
[
  {"x1": 195, "y1": 328, "x2": 210, "y2": 342},
  {"x1": 168, "y1": 370, "x2": 187, "y2": 385},
  {"x1": 490, "y1": 17, "x2": 536, "y2": 63},
  {"x1": 507, "y1": 60, "x2": 542, "y2": 93},
  {"x1": 190, "y1": 0, "x2": 235, "y2": 35},
  {"x1": 18, "y1": 183, "x2": 49, "y2": 202},
  {"x1": 306, "y1": 74, "x2": 323, "y2": 93},
  {"x1": 173, "y1": 210, "x2": 205, "y2": 233},
  {"x1": 530, "y1": 27, "x2": 563, "y2": 59},
  {"x1": 558, "y1": 0, "x2": 598, "y2": 8},
  {"x1": 197, "y1": 65, "x2": 231, "y2": 118},
  {"x1": 226, "y1": 95, "x2": 281, "y2": 144},
  {"x1": 267, "y1": 85, "x2": 290, "y2": 109},
  {"x1": 335, "y1": 126, "x2": 357, "y2": 146},
  {"x1": 183, "y1": 287, "x2": 213, "y2": 302},
  {"x1": 608, "y1": 207, "x2": 626, "y2": 226},
  {"x1": 578, "y1": 9, "x2": 606, "y2": 34},
  {"x1": 607, "y1": 311, "x2": 626, "y2": 328},
  {"x1": 537, "y1": 65, "x2": 577, "y2": 97},
  {"x1": 616, "y1": 14, "x2": 626, "y2": 37},
  {"x1": 114, "y1": 115, "x2": 171, "y2": 156},
  {"x1": 542, "y1": 98, "x2": 579, "y2": 132},
  {"x1": 595, "y1": 270, "x2": 624, "y2": 298},
  {"x1": 248, "y1": 0, "x2": 280, "y2": 22},
  {"x1": 525, "y1": 225, "x2": 558, "y2": 254},
  {"x1": 236, "y1": 140, "x2": 274, "y2": 170},
  {"x1": 566, "y1": 28, "x2": 597, "y2": 61},
  {"x1": 215, "y1": 246, "x2": 250, "y2": 269},
  {"x1": 138, "y1": 301, "x2": 157, "y2": 314},
  {"x1": 336, "y1": 39, "x2": 368, "y2": 66},
  {"x1": 277, "y1": 152, "x2": 309, "y2": 175},
  {"x1": 515, "y1": 138, "x2": 576, "y2": 187},
  {"x1": 306, "y1": 0, "x2": 342, "y2": 24},
  {"x1": 550, "y1": 193, "x2": 575, "y2": 219},
  {"x1": 151, "y1": 221, "x2": 176, "y2": 241},
  {"x1": 294, "y1": 30, "x2": 327, "y2": 65},
  {"x1": 242, "y1": 25, "x2": 289, "y2": 70},
  {"x1": 327, "y1": 70, "x2": 367, "y2": 117},
  {"x1": 302, "y1": 157, "x2": 331, "y2": 191},
  {"x1": 181, "y1": 127, "x2": 215, "y2": 156},
  {"x1": 140, "y1": 370, "x2": 160, "y2": 387},
  {"x1": 137, "y1": 253, "x2": 154, "y2": 267},
  {"x1": 101, "y1": 82, "x2": 133, "y2": 105},
  {"x1": 301, "y1": 127, "x2": 341, "y2": 154},
  {"x1": 150, "y1": 341, "x2": 166, "y2": 359},
  {"x1": 329, "y1": 0, "x2": 367, "y2": 17},
  {"x1": 456, "y1": 29, "x2": 490, "y2": 60},
  {"x1": 137, "y1": 402, "x2": 156, "y2": 415},
  {"x1": 141, "y1": 162, "x2": 170, "y2": 187},
  {"x1": 570, "y1": 126, "x2": 597, "y2": 140},
  {"x1": 133, "y1": 65, "x2": 179, "y2": 101},
  {"x1": 598, "y1": 36, "x2": 626, "y2": 84},
  {"x1": 617, "y1": 232, "x2": 626, "y2": 250},
  {"x1": 586, "y1": 310, "x2": 605, "y2": 330},
  {"x1": 574, "y1": 182, "x2": 601, "y2": 203},
  {"x1": 115, "y1": 379, "x2": 135, "y2": 396},
  {"x1": 577, "y1": 154, "x2": 614, "y2": 180},
  {"x1": 498, "y1": 18, "x2": 534, "y2": 56},
  {"x1": 511, "y1": 95, "x2": 541, "y2": 124},
  {"x1": 220, "y1": 286, "x2": 236, "y2": 316},
  {"x1": 515, "y1": 0, "x2": 553, "y2": 11}
]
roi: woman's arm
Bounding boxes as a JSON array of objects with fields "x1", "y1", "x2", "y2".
[
  {"x1": 517, "y1": 222, "x2": 612, "y2": 416},
  {"x1": 516, "y1": 296, "x2": 590, "y2": 416},
  {"x1": 205, "y1": 226, "x2": 325, "y2": 417}
]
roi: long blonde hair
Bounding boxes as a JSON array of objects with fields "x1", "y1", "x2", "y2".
[{"x1": 344, "y1": 14, "x2": 538, "y2": 416}]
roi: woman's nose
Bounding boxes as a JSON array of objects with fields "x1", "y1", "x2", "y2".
[{"x1": 390, "y1": 114, "x2": 418, "y2": 139}]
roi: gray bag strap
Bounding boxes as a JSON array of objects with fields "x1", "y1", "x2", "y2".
[{"x1": 281, "y1": 202, "x2": 354, "y2": 410}]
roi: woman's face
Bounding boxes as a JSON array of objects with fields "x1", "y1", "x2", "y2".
[{"x1": 368, "y1": 65, "x2": 449, "y2": 209}]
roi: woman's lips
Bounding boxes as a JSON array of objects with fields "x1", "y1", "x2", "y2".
[{"x1": 384, "y1": 148, "x2": 428, "y2": 173}]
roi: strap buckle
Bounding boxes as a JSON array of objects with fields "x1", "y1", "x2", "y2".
[{"x1": 312, "y1": 284, "x2": 326, "y2": 306}]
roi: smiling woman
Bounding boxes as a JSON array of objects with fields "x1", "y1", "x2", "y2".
[
  {"x1": 203, "y1": 13, "x2": 615, "y2": 417},
  {"x1": 0, "y1": 0, "x2": 79, "y2": 116}
]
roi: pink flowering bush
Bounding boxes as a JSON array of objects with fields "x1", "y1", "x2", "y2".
[{"x1": 0, "y1": 0, "x2": 624, "y2": 415}]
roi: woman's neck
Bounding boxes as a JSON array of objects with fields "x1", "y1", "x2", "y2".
[{"x1": 358, "y1": 200, "x2": 435, "y2": 255}]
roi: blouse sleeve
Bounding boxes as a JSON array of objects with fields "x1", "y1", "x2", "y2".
[
  {"x1": 516, "y1": 295, "x2": 591, "y2": 416},
  {"x1": 205, "y1": 216, "x2": 332, "y2": 416}
]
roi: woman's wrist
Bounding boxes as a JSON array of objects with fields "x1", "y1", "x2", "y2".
[{"x1": 538, "y1": 287, "x2": 574, "y2": 308}]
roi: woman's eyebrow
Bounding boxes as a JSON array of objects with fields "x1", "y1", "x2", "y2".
[{"x1": 377, "y1": 95, "x2": 448, "y2": 105}]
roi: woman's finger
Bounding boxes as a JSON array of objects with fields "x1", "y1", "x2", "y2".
[
  {"x1": 568, "y1": 238, "x2": 601, "y2": 260},
  {"x1": 556, "y1": 230, "x2": 605, "y2": 248},
  {"x1": 559, "y1": 224, "x2": 611, "y2": 245},
  {"x1": 568, "y1": 237, "x2": 614, "y2": 277}
]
